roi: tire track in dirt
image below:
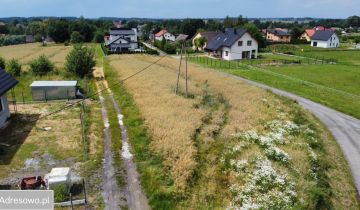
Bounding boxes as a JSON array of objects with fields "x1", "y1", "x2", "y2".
[{"x1": 94, "y1": 67, "x2": 150, "y2": 210}]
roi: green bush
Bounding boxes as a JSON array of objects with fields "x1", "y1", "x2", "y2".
[
  {"x1": 30, "y1": 55, "x2": 54, "y2": 76},
  {"x1": 70, "y1": 31, "x2": 85, "y2": 44},
  {"x1": 0, "y1": 56, "x2": 5, "y2": 69},
  {"x1": 53, "y1": 184, "x2": 69, "y2": 202},
  {"x1": 65, "y1": 45, "x2": 95, "y2": 78},
  {"x1": 6, "y1": 58, "x2": 21, "y2": 76}
]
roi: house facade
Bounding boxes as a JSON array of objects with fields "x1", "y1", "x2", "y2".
[
  {"x1": 266, "y1": 29, "x2": 291, "y2": 43},
  {"x1": 192, "y1": 31, "x2": 220, "y2": 51},
  {"x1": 311, "y1": 30, "x2": 340, "y2": 48},
  {"x1": 300, "y1": 29, "x2": 316, "y2": 42},
  {"x1": 155, "y1": 29, "x2": 176, "y2": 42},
  {"x1": 105, "y1": 28, "x2": 138, "y2": 52},
  {"x1": 205, "y1": 28, "x2": 258, "y2": 60},
  {"x1": 0, "y1": 68, "x2": 18, "y2": 128}
]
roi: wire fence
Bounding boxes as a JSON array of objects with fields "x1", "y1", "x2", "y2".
[{"x1": 188, "y1": 54, "x2": 335, "y2": 70}]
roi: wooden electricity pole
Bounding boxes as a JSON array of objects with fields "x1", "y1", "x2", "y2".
[{"x1": 175, "y1": 43, "x2": 184, "y2": 95}]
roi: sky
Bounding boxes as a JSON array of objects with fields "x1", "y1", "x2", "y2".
[{"x1": 0, "y1": 0, "x2": 359, "y2": 19}]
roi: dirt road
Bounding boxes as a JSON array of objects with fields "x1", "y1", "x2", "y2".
[
  {"x1": 94, "y1": 67, "x2": 150, "y2": 210},
  {"x1": 219, "y1": 71, "x2": 360, "y2": 195}
]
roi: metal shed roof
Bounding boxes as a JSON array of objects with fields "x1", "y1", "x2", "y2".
[
  {"x1": 0, "y1": 68, "x2": 18, "y2": 96},
  {"x1": 30, "y1": 81, "x2": 77, "y2": 87}
]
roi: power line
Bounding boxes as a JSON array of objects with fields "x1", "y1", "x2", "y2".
[{"x1": 35, "y1": 55, "x2": 166, "y2": 122}]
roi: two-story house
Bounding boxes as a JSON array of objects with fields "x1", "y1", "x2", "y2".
[
  {"x1": 154, "y1": 29, "x2": 176, "y2": 42},
  {"x1": 266, "y1": 29, "x2": 291, "y2": 43},
  {"x1": 205, "y1": 28, "x2": 258, "y2": 60},
  {"x1": 105, "y1": 28, "x2": 139, "y2": 52},
  {"x1": 311, "y1": 30, "x2": 340, "y2": 48}
]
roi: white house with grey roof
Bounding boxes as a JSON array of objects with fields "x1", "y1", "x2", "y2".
[
  {"x1": 311, "y1": 30, "x2": 340, "y2": 48},
  {"x1": 105, "y1": 28, "x2": 139, "y2": 52},
  {"x1": 205, "y1": 28, "x2": 258, "y2": 60},
  {"x1": 0, "y1": 68, "x2": 18, "y2": 128}
]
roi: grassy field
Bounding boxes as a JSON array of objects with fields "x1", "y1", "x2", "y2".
[
  {"x1": 0, "y1": 43, "x2": 97, "y2": 102},
  {"x1": 0, "y1": 103, "x2": 83, "y2": 179},
  {"x1": 0, "y1": 43, "x2": 73, "y2": 69},
  {"x1": 190, "y1": 52, "x2": 360, "y2": 119},
  {"x1": 102, "y1": 50, "x2": 359, "y2": 209}
]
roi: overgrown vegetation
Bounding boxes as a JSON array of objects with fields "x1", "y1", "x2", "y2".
[
  {"x1": 102, "y1": 51, "x2": 359, "y2": 209},
  {"x1": 6, "y1": 58, "x2": 21, "y2": 76}
]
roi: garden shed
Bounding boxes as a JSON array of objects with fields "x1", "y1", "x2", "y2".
[{"x1": 30, "y1": 81, "x2": 78, "y2": 101}]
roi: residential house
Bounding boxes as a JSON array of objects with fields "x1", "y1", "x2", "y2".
[
  {"x1": 311, "y1": 30, "x2": 340, "y2": 48},
  {"x1": 105, "y1": 28, "x2": 138, "y2": 52},
  {"x1": 0, "y1": 68, "x2": 18, "y2": 128},
  {"x1": 192, "y1": 31, "x2": 221, "y2": 51},
  {"x1": 266, "y1": 29, "x2": 291, "y2": 43},
  {"x1": 300, "y1": 29, "x2": 316, "y2": 42},
  {"x1": 155, "y1": 29, "x2": 175, "y2": 42},
  {"x1": 301, "y1": 26, "x2": 335, "y2": 42},
  {"x1": 175, "y1": 34, "x2": 189, "y2": 42},
  {"x1": 205, "y1": 28, "x2": 258, "y2": 60},
  {"x1": 356, "y1": 43, "x2": 360, "y2": 49}
]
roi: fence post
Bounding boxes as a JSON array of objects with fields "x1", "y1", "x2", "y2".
[
  {"x1": 83, "y1": 179, "x2": 87, "y2": 204},
  {"x1": 22, "y1": 91, "x2": 25, "y2": 104},
  {"x1": 70, "y1": 193, "x2": 74, "y2": 210}
]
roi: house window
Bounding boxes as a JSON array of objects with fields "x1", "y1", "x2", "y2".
[
  {"x1": 313, "y1": 42, "x2": 317, "y2": 47},
  {"x1": 225, "y1": 51, "x2": 229, "y2": 56},
  {"x1": 238, "y1": 41, "x2": 243, "y2": 46},
  {"x1": 247, "y1": 40, "x2": 252, "y2": 46}
]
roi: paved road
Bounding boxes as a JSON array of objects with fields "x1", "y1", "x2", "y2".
[
  {"x1": 142, "y1": 42, "x2": 167, "y2": 56},
  {"x1": 218, "y1": 71, "x2": 360, "y2": 196}
]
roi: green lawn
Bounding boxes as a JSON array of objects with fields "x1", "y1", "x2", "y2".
[{"x1": 189, "y1": 51, "x2": 360, "y2": 119}]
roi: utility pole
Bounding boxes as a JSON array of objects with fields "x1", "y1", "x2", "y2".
[{"x1": 175, "y1": 43, "x2": 184, "y2": 95}]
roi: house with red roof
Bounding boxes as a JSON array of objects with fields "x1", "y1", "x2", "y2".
[
  {"x1": 155, "y1": 29, "x2": 175, "y2": 42},
  {"x1": 300, "y1": 26, "x2": 334, "y2": 42}
]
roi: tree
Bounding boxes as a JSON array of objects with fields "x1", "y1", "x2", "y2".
[
  {"x1": 194, "y1": 37, "x2": 207, "y2": 50},
  {"x1": 290, "y1": 27, "x2": 302, "y2": 41},
  {"x1": 30, "y1": 55, "x2": 54, "y2": 76},
  {"x1": 93, "y1": 30, "x2": 105, "y2": 43},
  {"x1": 69, "y1": 18, "x2": 95, "y2": 42},
  {"x1": 6, "y1": 59, "x2": 21, "y2": 76},
  {"x1": 26, "y1": 21, "x2": 46, "y2": 36},
  {"x1": 70, "y1": 31, "x2": 85, "y2": 43},
  {"x1": 223, "y1": 16, "x2": 235, "y2": 28},
  {"x1": 235, "y1": 15, "x2": 248, "y2": 27},
  {"x1": 243, "y1": 23, "x2": 266, "y2": 48},
  {"x1": 0, "y1": 56, "x2": 5, "y2": 69},
  {"x1": 65, "y1": 45, "x2": 95, "y2": 78},
  {"x1": 47, "y1": 19, "x2": 70, "y2": 43},
  {"x1": 347, "y1": 16, "x2": 360, "y2": 27}
]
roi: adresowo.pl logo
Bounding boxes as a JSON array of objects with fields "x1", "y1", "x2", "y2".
[{"x1": 0, "y1": 190, "x2": 53, "y2": 210}]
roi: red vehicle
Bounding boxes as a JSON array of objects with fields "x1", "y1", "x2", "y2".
[{"x1": 20, "y1": 176, "x2": 46, "y2": 190}]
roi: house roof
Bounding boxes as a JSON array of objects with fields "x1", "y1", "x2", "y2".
[
  {"x1": 175, "y1": 34, "x2": 189, "y2": 42},
  {"x1": 311, "y1": 30, "x2": 336, "y2": 41},
  {"x1": 109, "y1": 28, "x2": 135, "y2": 36},
  {"x1": 304, "y1": 29, "x2": 316, "y2": 37},
  {"x1": 267, "y1": 29, "x2": 290, "y2": 36},
  {"x1": 0, "y1": 68, "x2": 18, "y2": 96},
  {"x1": 194, "y1": 31, "x2": 221, "y2": 43},
  {"x1": 155, "y1": 29, "x2": 168, "y2": 37},
  {"x1": 30, "y1": 81, "x2": 77, "y2": 87},
  {"x1": 206, "y1": 28, "x2": 249, "y2": 51}
]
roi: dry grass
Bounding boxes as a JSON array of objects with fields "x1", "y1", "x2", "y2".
[
  {"x1": 0, "y1": 103, "x2": 82, "y2": 179},
  {"x1": 0, "y1": 43, "x2": 72, "y2": 70},
  {"x1": 108, "y1": 54, "x2": 359, "y2": 208}
]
